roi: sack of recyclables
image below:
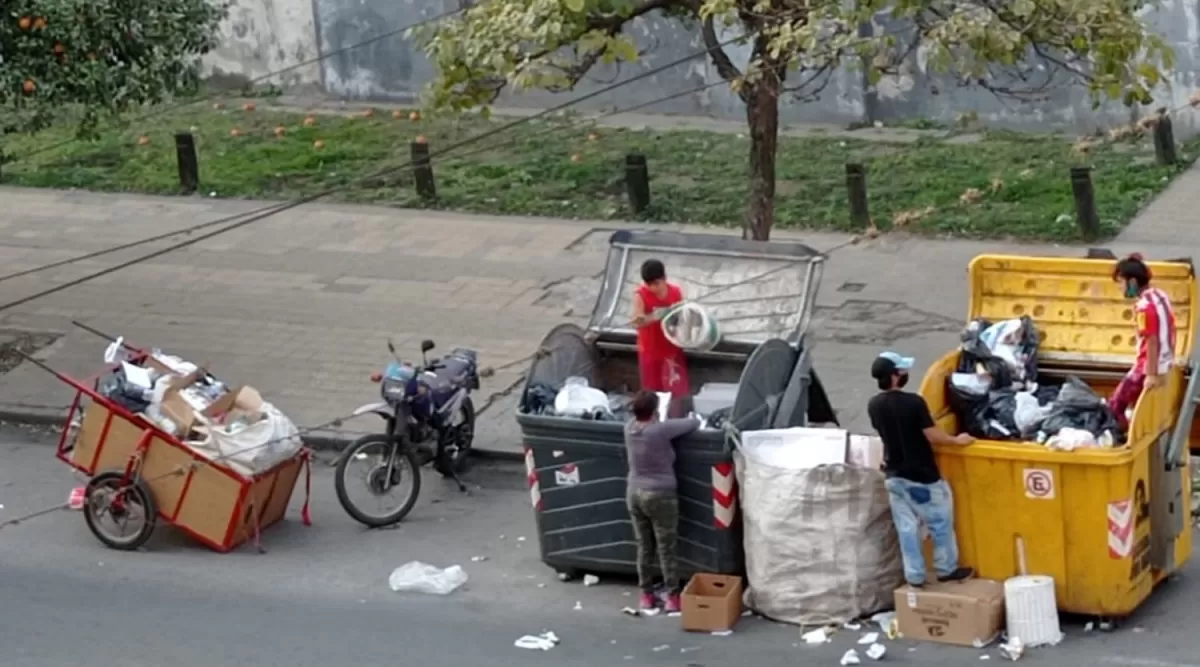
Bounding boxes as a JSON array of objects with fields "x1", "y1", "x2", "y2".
[{"x1": 96, "y1": 341, "x2": 303, "y2": 477}]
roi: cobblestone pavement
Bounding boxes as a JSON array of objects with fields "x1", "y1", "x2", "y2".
[{"x1": 0, "y1": 184, "x2": 1190, "y2": 455}]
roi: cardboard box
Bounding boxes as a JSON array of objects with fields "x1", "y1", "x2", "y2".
[
  {"x1": 160, "y1": 382, "x2": 262, "y2": 438},
  {"x1": 894, "y1": 579, "x2": 1005, "y2": 647},
  {"x1": 681, "y1": 573, "x2": 743, "y2": 632},
  {"x1": 848, "y1": 434, "x2": 885, "y2": 469}
]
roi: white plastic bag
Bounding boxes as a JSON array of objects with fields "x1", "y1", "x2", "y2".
[
  {"x1": 1013, "y1": 391, "x2": 1053, "y2": 434},
  {"x1": 1046, "y1": 427, "x2": 1097, "y2": 451},
  {"x1": 388, "y1": 561, "x2": 469, "y2": 595},
  {"x1": 187, "y1": 402, "x2": 303, "y2": 476},
  {"x1": 553, "y1": 383, "x2": 609, "y2": 417}
]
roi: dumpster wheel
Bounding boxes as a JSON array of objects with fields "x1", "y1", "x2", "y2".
[{"x1": 1094, "y1": 616, "x2": 1124, "y2": 632}]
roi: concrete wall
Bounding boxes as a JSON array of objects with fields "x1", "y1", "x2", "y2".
[
  {"x1": 201, "y1": 0, "x2": 322, "y2": 91},
  {"x1": 206, "y1": 0, "x2": 1200, "y2": 135}
]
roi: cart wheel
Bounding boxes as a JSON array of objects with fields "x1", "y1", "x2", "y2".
[
  {"x1": 82, "y1": 471, "x2": 157, "y2": 551},
  {"x1": 1096, "y1": 617, "x2": 1123, "y2": 633}
]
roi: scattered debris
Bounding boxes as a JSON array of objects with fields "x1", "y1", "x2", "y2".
[
  {"x1": 514, "y1": 631, "x2": 560, "y2": 651},
  {"x1": 1132, "y1": 626, "x2": 1146, "y2": 634},
  {"x1": 843, "y1": 621, "x2": 862, "y2": 630},
  {"x1": 621, "y1": 607, "x2": 640, "y2": 616},
  {"x1": 557, "y1": 572, "x2": 571, "y2": 581},
  {"x1": 517, "y1": 536, "x2": 527, "y2": 542},
  {"x1": 537, "y1": 583, "x2": 547, "y2": 588},
  {"x1": 680, "y1": 647, "x2": 701, "y2": 653},
  {"x1": 1099, "y1": 621, "x2": 1114, "y2": 632},
  {"x1": 573, "y1": 601, "x2": 583, "y2": 611},
  {"x1": 1084, "y1": 622, "x2": 1094, "y2": 632},
  {"x1": 711, "y1": 629, "x2": 734, "y2": 637},
  {"x1": 865, "y1": 643, "x2": 886, "y2": 661},
  {"x1": 583, "y1": 574, "x2": 600, "y2": 586},
  {"x1": 857, "y1": 632, "x2": 879, "y2": 645},
  {"x1": 840, "y1": 649, "x2": 861, "y2": 666},
  {"x1": 742, "y1": 610, "x2": 754, "y2": 617},
  {"x1": 643, "y1": 608, "x2": 661, "y2": 617},
  {"x1": 668, "y1": 611, "x2": 681, "y2": 617},
  {"x1": 802, "y1": 628, "x2": 832, "y2": 644},
  {"x1": 652, "y1": 644, "x2": 671, "y2": 652},
  {"x1": 387, "y1": 561, "x2": 468, "y2": 595},
  {"x1": 999, "y1": 636, "x2": 1025, "y2": 661},
  {"x1": 980, "y1": 656, "x2": 991, "y2": 661},
  {"x1": 871, "y1": 611, "x2": 899, "y2": 639},
  {"x1": 470, "y1": 555, "x2": 488, "y2": 562}
]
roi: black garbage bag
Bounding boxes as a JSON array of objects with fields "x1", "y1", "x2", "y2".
[
  {"x1": 957, "y1": 319, "x2": 1010, "y2": 387},
  {"x1": 956, "y1": 317, "x2": 1041, "y2": 390},
  {"x1": 1040, "y1": 376, "x2": 1125, "y2": 442},
  {"x1": 948, "y1": 377, "x2": 1021, "y2": 440},
  {"x1": 97, "y1": 369, "x2": 151, "y2": 414},
  {"x1": 1032, "y1": 381, "x2": 1061, "y2": 406},
  {"x1": 520, "y1": 382, "x2": 560, "y2": 415}
]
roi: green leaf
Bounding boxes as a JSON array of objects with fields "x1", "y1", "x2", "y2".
[{"x1": 564, "y1": 0, "x2": 586, "y2": 13}]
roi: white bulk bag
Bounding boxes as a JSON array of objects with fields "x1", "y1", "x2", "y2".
[{"x1": 734, "y1": 446, "x2": 904, "y2": 626}]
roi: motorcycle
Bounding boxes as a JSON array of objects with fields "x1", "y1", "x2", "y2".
[{"x1": 334, "y1": 338, "x2": 480, "y2": 527}]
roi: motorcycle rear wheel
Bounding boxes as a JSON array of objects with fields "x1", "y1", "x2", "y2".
[{"x1": 335, "y1": 435, "x2": 422, "y2": 528}]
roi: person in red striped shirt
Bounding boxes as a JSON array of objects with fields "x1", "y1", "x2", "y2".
[{"x1": 1109, "y1": 253, "x2": 1177, "y2": 429}]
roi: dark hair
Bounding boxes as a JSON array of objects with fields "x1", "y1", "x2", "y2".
[
  {"x1": 1113, "y1": 253, "x2": 1152, "y2": 289},
  {"x1": 641, "y1": 259, "x2": 666, "y2": 284},
  {"x1": 631, "y1": 390, "x2": 659, "y2": 421},
  {"x1": 877, "y1": 375, "x2": 892, "y2": 391}
]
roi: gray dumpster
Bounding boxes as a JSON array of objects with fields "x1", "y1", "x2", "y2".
[{"x1": 517, "y1": 230, "x2": 837, "y2": 579}]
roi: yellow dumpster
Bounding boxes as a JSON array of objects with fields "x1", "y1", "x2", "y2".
[{"x1": 918, "y1": 254, "x2": 1195, "y2": 619}]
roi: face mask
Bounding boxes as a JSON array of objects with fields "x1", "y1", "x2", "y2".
[
  {"x1": 1124, "y1": 281, "x2": 1139, "y2": 299},
  {"x1": 896, "y1": 373, "x2": 909, "y2": 389}
]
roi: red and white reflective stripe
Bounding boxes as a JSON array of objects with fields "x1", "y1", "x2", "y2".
[
  {"x1": 712, "y1": 462, "x2": 737, "y2": 528},
  {"x1": 525, "y1": 447, "x2": 543, "y2": 511}
]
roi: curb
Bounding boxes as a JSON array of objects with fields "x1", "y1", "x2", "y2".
[{"x1": 0, "y1": 406, "x2": 524, "y2": 463}]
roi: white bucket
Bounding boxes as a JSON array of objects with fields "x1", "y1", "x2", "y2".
[{"x1": 1003, "y1": 575, "x2": 1063, "y2": 647}]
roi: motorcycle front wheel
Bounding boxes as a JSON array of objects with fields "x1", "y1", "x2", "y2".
[{"x1": 334, "y1": 435, "x2": 422, "y2": 528}]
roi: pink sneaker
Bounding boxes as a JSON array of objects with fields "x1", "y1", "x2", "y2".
[
  {"x1": 639, "y1": 592, "x2": 658, "y2": 611},
  {"x1": 664, "y1": 593, "x2": 681, "y2": 614}
]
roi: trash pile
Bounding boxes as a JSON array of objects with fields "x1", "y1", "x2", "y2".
[
  {"x1": 520, "y1": 376, "x2": 735, "y2": 430},
  {"x1": 948, "y1": 317, "x2": 1124, "y2": 449},
  {"x1": 97, "y1": 338, "x2": 303, "y2": 475}
]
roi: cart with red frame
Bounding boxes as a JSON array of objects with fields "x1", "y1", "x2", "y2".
[{"x1": 40, "y1": 339, "x2": 311, "y2": 552}]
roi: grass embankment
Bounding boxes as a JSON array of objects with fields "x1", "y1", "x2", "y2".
[{"x1": 3, "y1": 102, "x2": 1195, "y2": 241}]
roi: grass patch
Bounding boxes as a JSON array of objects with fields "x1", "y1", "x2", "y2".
[{"x1": 2, "y1": 103, "x2": 1196, "y2": 241}]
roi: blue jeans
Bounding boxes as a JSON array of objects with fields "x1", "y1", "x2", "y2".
[{"x1": 885, "y1": 477, "x2": 959, "y2": 585}]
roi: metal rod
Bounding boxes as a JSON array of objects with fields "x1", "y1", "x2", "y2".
[
  {"x1": 612, "y1": 242, "x2": 821, "y2": 263},
  {"x1": 71, "y1": 320, "x2": 121, "y2": 344}
]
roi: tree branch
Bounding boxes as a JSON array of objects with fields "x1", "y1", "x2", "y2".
[
  {"x1": 587, "y1": 0, "x2": 673, "y2": 31},
  {"x1": 701, "y1": 16, "x2": 746, "y2": 91}
]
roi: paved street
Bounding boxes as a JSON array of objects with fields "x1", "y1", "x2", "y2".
[
  {"x1": 1, "y1": 183, "x2": 1188, "y2": 455},
  {"x1": 1, "y1": 425, "x2": 1198, "y2": 667}
]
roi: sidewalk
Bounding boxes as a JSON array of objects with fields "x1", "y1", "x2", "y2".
[{"x1": 0, "y1": 184, "x2": 1191, "y2": 457}]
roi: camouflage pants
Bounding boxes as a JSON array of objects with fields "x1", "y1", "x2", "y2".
[{"x1": 627, "y1": 489, "x2": 680, "y2": 594}]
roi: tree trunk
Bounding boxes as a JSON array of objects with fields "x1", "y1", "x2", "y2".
[{"x1": 743, "y1": 75, "x2": 780, "y2": 241}]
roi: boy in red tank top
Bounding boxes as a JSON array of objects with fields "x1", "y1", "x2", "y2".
[{"x1": 631, "y1": 259, "x2": 691, "y2": 398}]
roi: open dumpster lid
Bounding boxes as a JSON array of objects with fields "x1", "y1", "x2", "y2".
[{"x1": 588, "y1": 230, "x2": 826, "y2": 345}]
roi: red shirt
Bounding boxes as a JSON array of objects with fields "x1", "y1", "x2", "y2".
[
  {"x1": 636, "y1": 283, "x2": 683, "y2": 359},
  {"x1": 1134, "y1": 286, "x2": 1176, "y2": 375}
]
